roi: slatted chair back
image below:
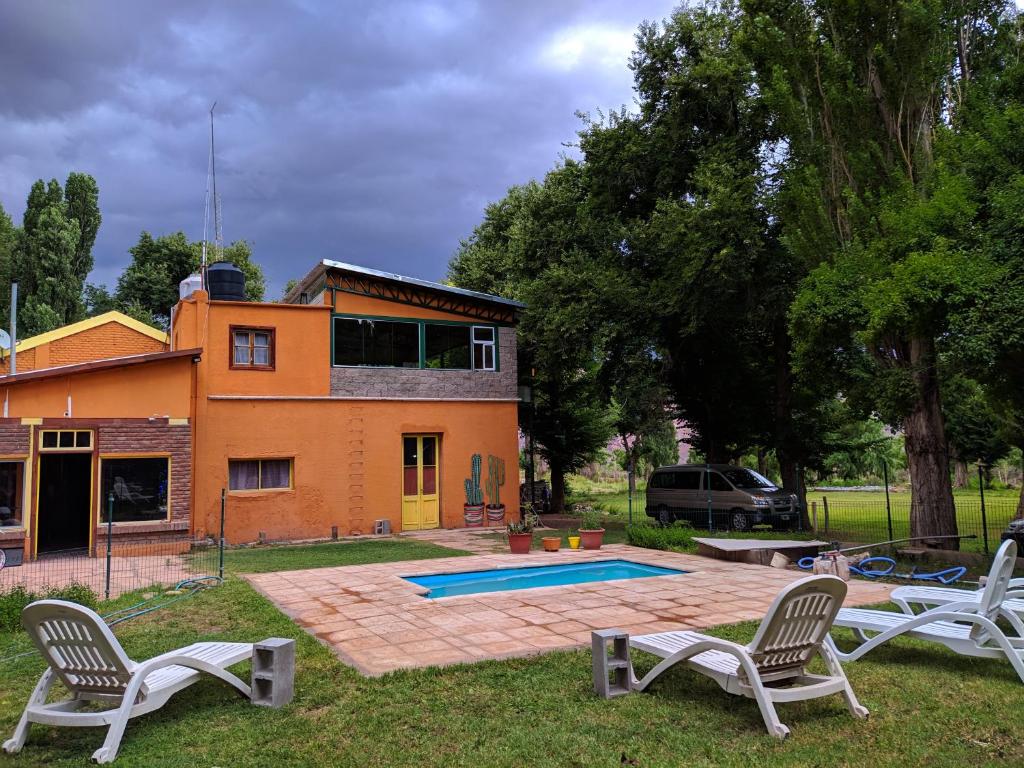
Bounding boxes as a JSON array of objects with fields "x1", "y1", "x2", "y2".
[
  {"x1": 973, "y1": 539, "x2": 1018, "y2": 639},
  {"x1": 21, "y1": 600, "x2": 137, "y2": 698},
  {"x1": 746, "y1": 575, "x2": 847, "y2": 678}
]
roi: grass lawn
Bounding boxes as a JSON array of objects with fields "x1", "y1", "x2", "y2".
[
  {"x1": 1, "y1": 540, "x2": 1022, "y2": 766},
  {"x1": 218, "y1": 536, "x2": 472, "y2": 573}
]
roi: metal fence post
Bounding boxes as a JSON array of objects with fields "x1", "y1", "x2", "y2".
[
  {"x1": 219, "y1": 488, "x2": 226, "y2": 579},
  {"x1": 811, "y1": 501, "x2": 818, "y2": 532},
  {"x1": 822, "y1": 495, "x2": 830, "y2": 538},
  {"x1": 705, "y1": 463, "x2": 713, "y2": 532},
  {"x1": 627, "y1": 459, "x2": 634, "y2": 526},
  {"x1": 978, "y1": 463, "x2": 989, "y2": 555},
  {"x1": 883, "y1": 461, "x2": 894, "y2": 542},
  {"x1": 105, "y1": 492, "x2": 114, "y2": 601}
]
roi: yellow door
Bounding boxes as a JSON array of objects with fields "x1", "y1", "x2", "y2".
[{"x1": 402, "y1": 435, "x2": 439, "y2": 530}]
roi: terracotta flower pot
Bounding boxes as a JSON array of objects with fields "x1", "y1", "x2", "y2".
[
  {"x1": 464, "y1": 504, "x2": 485, "y2": 527},
  {"x1": 509, "y1": 532, "x2": 532, "y2": 554},
  {"x1": 486, "y1": 504, "x2": 506, "y2": 526},
  {"x1": 579, "y1": 528, "x2": 605, "y2": 550},
  {"x1": 542, "y1": 536, "x2": 561, "y2": 552}
]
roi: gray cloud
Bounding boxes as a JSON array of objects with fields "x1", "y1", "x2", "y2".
[{"x1": 0, "y1": 0, "x2": 677, "y2": 296}]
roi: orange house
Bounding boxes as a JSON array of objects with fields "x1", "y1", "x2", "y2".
[{"x1": 0, "y1": 260, "x2": 522, "y2": 559}]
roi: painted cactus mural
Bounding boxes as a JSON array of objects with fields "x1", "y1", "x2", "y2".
[
  {"x1": 464, "y1": 453, "x2": 483, "y2": 506},
  {"x1": 486, "y1": 454, "x2": 505, "y2": 507}
]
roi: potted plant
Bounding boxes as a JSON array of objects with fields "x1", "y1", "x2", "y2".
[
  {"x1": 542, "y1": 535, "x2": 561, "y2": 552},
  {"x1": 578, "y1": 507, "x2": 605, "y2": 550},
  {"x1": 507, "y1": 510, "x2": 538, "y2": 554},
  {"x1": 485, "y1": 455, "x2": 506, "y2": 525},
  {"x1": 463, "y1": 454, "x2": 484, "y2": 527}
]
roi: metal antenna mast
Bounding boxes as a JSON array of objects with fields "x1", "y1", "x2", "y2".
[
  {"x1": 210, "y1": 101, "x2": 224, "y2": 263},
  {"x1": 201, "y1": 101, "x2": 216, "y2": 268}
]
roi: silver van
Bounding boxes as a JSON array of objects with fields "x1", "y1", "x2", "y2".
[{"x1": 645, "y1": 464, "x2": 799, "y2": 531}]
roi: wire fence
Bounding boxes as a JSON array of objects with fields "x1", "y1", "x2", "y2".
[
  {"x1": 809, "y1": 495, "x2": 1019, "y2": 554},
  {"x1": 0, "y1": 535, "x2": 223, "y2": 600}
]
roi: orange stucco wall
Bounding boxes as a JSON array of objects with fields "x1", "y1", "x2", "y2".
[
  {"x1": 0, "y1": 320, "x2": 168, "y2": 374},
  {"x1": 192, "y1": 398, "x2": 520, "y2": 543},
  {"x1": 2, "y1": 357, "x2": 193, "y2": 419}
]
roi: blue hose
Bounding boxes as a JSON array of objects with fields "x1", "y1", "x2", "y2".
[
  {"x1": 908, "y1": 566, "x2": 967, "y2": 585},
  {"x1": 849, "y1": 556, "x2": 896, "y2": 579}
]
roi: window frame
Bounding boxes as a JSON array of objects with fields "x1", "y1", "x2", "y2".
[
  {"x1": 471, "y1": 325, "x2": 496, "y2": 371},
  {"x1": 0, "y1": 459, "x2": 26, "y2": 529},
  {"x1": 98, "y1": 453, "x2": 172, "y2": 525},
  {"x1": 39, "y1": 430, "x2": 93, "y2": 453},
  {"x1": 229, "y1": 325, "x2": 276, "y2": 371},
  {"x1": 228, "y1": 458, "x2": 294, "y2": 493},
  {"x1": 331, "y1": 314, "x2": 501, "y2": 372}
]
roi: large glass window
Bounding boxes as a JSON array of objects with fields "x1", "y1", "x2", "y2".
[
  {"x1": 101, "y1": 457, "x2": 169, "y2": 523},
  {"x1": 0, "y1": 461, "x2": 24, "y2": 527},
  {"x1": 229, "y1": 459, "x2": 293, "y2": 491},
  {"x1": 333, "y1": 318, "x2": 419, "y2": 367},
  {"x1": 424, "y1": 324, "x2": 471, "y2": 369}
]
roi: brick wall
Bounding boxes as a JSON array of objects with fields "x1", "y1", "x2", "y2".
[
  {"x1": 330, "y1": 326, "x2": 518, "y2": 399},
  {"x1": 0, "y1": 321, "x2": 166, "y2": 374},
  {"x1": 0, "y1": 421, "x2": 30, "y2": 455},
  {"x1": 97, "y1": 422, "x2": 191, "y2": 525}
]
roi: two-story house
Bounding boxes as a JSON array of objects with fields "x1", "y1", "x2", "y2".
[{"x1": 0, "y1": 260, "x2": 522, "y2": 561}]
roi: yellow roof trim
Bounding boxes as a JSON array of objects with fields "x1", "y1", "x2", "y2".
[{"x1": 0, "y1": 311, "x2": 169, "y2": 359}]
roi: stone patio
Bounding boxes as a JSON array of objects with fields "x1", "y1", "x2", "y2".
[{"x1": 244, "y1": 541, "x2": 895, "y2": 676}]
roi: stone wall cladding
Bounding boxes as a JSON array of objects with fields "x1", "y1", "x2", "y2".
[
  {"x1": 0, "y1": 421, "x2": 30, "y2": 455},
  {"x1": 330, "y1": 326, "x2": 518, "y2": 399},
  {"x1": 97, "y1": 422, "x2": 192, "y2": 525}
]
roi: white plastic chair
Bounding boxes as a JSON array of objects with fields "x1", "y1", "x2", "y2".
[
  {"x1": 888, "y1": 540, "x2": 1024, "y2": 634},
  {"x1": 617, "y1": 575, "x2": 866, "y2": 739},
  {"x1": 829, "y1": 539, "x2": 1024, "y2": 683},
  {"x1": 3, "y1": 600, "x2": 253, "y2": 764}
]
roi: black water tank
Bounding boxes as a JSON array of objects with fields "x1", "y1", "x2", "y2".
[{"x1": 206, "y1": 262, "x2": 246, "y2": 301}]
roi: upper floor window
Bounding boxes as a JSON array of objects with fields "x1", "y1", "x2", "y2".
[
  {"x1": 333, "y1": 318, "x2": 419, "y2": 367},
  {"x1": 333, "y1": 316, "x2": 500, "y2": 370},
  {"x1": 231, "y1": 327, "x2": 275, "y2": 369},
  {"x1": 40, "y1": 430, "x2": 92, "y2": 451}
]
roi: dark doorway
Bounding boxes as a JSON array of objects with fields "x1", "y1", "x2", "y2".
[{"x1": 37, "y1": 453, "x2": 92, "y2": 553}]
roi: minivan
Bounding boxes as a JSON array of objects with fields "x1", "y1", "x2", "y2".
[{"x1": 645, "y1": 464, "x2": 799, "y2": 531}]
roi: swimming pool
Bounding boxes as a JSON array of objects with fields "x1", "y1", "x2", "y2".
[{"x1": 403, "y1": 559, "x2": 688, "y2": 599}]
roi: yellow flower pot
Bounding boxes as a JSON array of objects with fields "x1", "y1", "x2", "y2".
[{"x1": 568, "y1": 536, "x2": 581, "y2": 550}]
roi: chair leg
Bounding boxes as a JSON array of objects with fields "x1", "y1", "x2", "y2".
[
  {"x1": 91, "y1": 706, "x2": 132, "y2": 765},
  {"x1": 3, "y1": 669, "x2": 55, "y2": 754},
  {"x1": 748, "y1": 683, "x2": 789, "y2": 740},
  {"x1": 820, "y1": 643, "x2": 868, "y2": 719}
]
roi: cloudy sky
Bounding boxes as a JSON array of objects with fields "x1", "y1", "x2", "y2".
[{"x1": 0, "y1": 0, "x2": 678, "y2": 297}]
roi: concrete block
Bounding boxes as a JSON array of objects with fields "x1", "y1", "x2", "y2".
[
  {"x1": 251, "y1": 637, "x2": 296, "y2": 708},
  {"x1": 591, "y1": 629, "x2": 631, "y2": 699}
]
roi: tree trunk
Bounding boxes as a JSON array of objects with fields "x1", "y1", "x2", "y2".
[
  {"x1": 550, "y1": 459, "x2": 566, "y2": 515},
  {"x1": 1016, "y1": 480, "x2": 1024, "y2": 521},
  {"x1": 756, "y1": 447, "x2": 768, "y2": 476},
  {"x1": 953, "y1": 457, "x2": 969, "y2": 489},
  {"x1": 773, "y1": 318, "x2": 810, "y2": 528},
  {"x1": 903, "y1": 336, "x2": 958, "y2": 549}
]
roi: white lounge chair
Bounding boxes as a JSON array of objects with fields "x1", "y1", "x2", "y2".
[
  {"x1": 3, "y1": 599, "x2": 253, "y2": 764},
  {"x1": 888, "y1": 540, "x2": 1024, "y2": 634},
  {"x1": 596, "y1": 575, "x2": 866, "y2": 739},
  {"x1": 828, "y1": 539, "x2": 1024, "y2": 683}
]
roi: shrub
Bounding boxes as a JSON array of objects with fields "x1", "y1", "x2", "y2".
[
  {"x1": 0, "y1": 582, "x2": 97, "y2": 632},
  {"x1": 579, "y1": 508, "x2": 603, "y2": 531},
  {"x1": 627, "y1": 522, "x2": 696, "y2": 552}
]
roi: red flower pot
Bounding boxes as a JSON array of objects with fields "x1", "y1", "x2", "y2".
[
  {"x1": 579, "y1": 528, "x2": 605, "y2": 550},
  {"x1": 464, "y1": 504, "x2": 485, "y2": 527},
  {"x1": 508, "y1": 533, "x2": 532, "y2": 554}
]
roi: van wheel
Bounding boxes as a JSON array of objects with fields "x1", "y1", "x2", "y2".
[
  {"x1": 730, "y1": 510, "x2": 750, "y2": 532},
  {"x1": 658, "y1": 507, "x2": 670, "y2": 527}
]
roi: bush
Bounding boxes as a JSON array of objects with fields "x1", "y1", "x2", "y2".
[
  {"x1": 626, "y1": 522, "x2": 696, "y2": 551},
  {"x1": 0, "y1": 583, "x2": 98, "y2": 632}
]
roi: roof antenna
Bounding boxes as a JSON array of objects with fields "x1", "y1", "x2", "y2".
[{"x1": 201, "y1": 101, "x2": 223, "y2": 271}]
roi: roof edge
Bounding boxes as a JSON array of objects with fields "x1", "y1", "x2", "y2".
[
  {"x1": 0, "y1": 348, "x2": 201, "y2": 386},
  {"x1": 0, "y1": 311, "x2": 169, "y2": 359}
]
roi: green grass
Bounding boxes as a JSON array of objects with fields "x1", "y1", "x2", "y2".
[
  {"x1": 217, "y1": 537, "x2": 471, "y2": 574},
  {"x1": 1, "y1": 573, "x2": 1022, "y2": 766}
]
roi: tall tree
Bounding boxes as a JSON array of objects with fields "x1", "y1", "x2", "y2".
[
  {"x1": 116, "y1": 232, "x2": 266, "y2": 326},
  {"x1": 747, "y1": 0, "x2": 1006, "y2": 546},
  {"x1": 450, "y1": 163, "x2": 616, "y2": 513},
  {"x1": 63, "y1": 172, "x2": 101, "y2": 284},
  {"x1": 20, "y1": 204, "x2": 80, "y2": 334}
]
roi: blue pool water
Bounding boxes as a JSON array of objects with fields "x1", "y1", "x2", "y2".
[{"x1": 404, "y1": 559, "x2": 688, "y2": 599}]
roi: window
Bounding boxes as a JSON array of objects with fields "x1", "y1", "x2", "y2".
[
  {"x1": 675, "y1": 471, "x2": 701, "y2": 490},
  {"x1": 424, "y1": 324, "x2": 471, "y2": 369},
  {"x1": 333, "y1": 318, "x2": 419, "y2": 367},
  {"x1": 720, "y1": 467, "x2": 777, "y2": 490},
  {"x1": 0, "y1": 461, "x2": 24, "y2": 527},
  {"x1": 707, "y1": 472, "x2": 733, "y2": 492},
  {"x1": 100, "y1": 457, "x2": 169, "y2": 523},
  {"x1": 229, "y1": 459, "x2": 292, "y2": 491},
  {"x1": 231, "y1": 327, "x2": 275, "y2": 369},
  {"x1": 40, "y1": 430, "x2": 92, "y2": 450},
  {"x1": 472, "y1": 326, "x2": 496, "y2": 370}
]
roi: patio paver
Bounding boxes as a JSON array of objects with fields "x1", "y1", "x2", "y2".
[{"x1": 244, "y1": 542, "x2": 895, "y2": 676}]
